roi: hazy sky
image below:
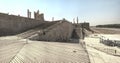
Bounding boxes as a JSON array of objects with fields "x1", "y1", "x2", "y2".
[{"x1": 0, "y1": 0, "x2": 120, "y2": 26}]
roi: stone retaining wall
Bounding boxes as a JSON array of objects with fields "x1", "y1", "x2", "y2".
[{"x1": 0, "y1": 13, "x2": 45, "y2": 36}]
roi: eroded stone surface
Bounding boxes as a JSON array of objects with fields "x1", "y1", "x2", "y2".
[{"x1": 0, "y1": 37, "x2": 90, "y2": 63}]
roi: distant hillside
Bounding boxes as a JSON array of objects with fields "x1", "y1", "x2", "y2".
[{"x1": 96, "y1": 24, "x2": 120, "y2": 28}]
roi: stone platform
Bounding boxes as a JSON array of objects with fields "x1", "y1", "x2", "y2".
[{"x1": 0, "y1": 37, "x2": 90, "y2": 63}]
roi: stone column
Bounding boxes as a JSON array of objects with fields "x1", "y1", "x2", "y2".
[
  {"x1": 73, "y1": 18, "x2": 75, "y2": 24},
  {"x1": 29, "y1": 12, "x2": 31, "y2": 18},
  {"x1": 76, "y1": 17, "x2": 79, "y2": 24},
  {"x1": 52, "y1": 17, "x2": 54, "y2": 21},
  {"x1": 27, "y1": 9, "x2": 30, "y2": 18}
]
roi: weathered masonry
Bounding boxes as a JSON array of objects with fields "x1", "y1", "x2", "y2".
[
  {"x1": 0, "y1": 11, "x2": 44, "y2": 36},
  {"x1": 29, "y1": 20, "x2": 73, "y2": 42},
  {"x1": 0, "y1": 10, "x2": 90, "y2": 42}
]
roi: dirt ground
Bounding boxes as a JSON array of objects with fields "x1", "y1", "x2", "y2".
[{"x1": 91, "y1": 27, "x2": 120, "y2": 34}]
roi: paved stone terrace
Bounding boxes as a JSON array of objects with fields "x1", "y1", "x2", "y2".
[
  {"x1": 85, "y1": 34, "x2": 120, "y2": 63},
  {"x1": 0, "y1": 38, "x2": 90, "y2": 63}
]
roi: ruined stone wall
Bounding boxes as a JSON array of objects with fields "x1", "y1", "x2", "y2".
[
  {"x1": 30, "y1": 21, "x2": 73, "y2": 42},
  {"x1": 34, "y1": 10, "x2": 44, "y2": 21},
  {"x1": 0, "y1": 13, "x2": 44, "y2": 36},
  {"x1": 82, "y1": 23, "x2": 90, "y2": 30},
  {"x1": 73, "y1": 22, "x2": 90, "y2": 30}
]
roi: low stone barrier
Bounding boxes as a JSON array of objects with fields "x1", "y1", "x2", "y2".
[{"x1": 100, "y1": 37, "x2": 120, "y2": 47}]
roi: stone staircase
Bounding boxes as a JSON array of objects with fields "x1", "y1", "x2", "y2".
[
  {"x1": 29, "y1": 20, "x2": 73, "y2": 42},
  {"x1": 16, "y1": 21, "x2": 59, "y2": 39}
]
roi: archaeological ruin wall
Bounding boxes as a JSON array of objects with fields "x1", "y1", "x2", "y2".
[
  {"x1": 73, "y1": 22, "x2": 90, "y2": 30},
  {"x1": 0, "y1": 13, "x2": 45, "y2": 36},
  {"x1": 34, "y1": 10, "x2": 44, "y2": 21}
]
